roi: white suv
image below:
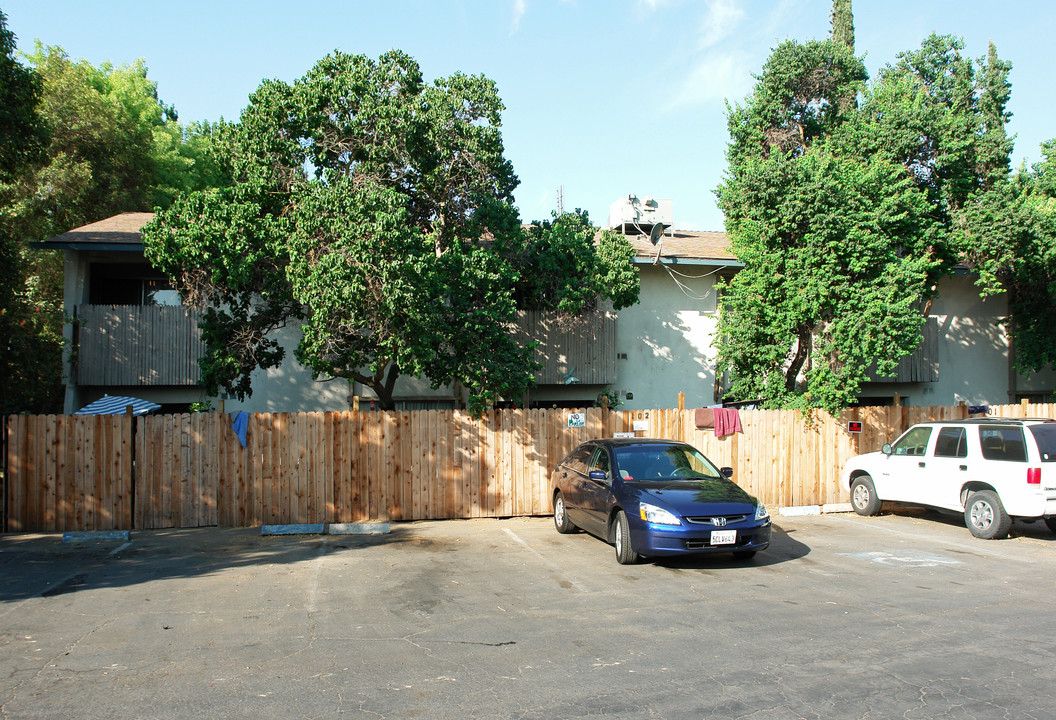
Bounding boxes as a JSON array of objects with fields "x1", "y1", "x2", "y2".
[{"x1": 842, "y1": 418, "x2": 1056, "y2": 539}]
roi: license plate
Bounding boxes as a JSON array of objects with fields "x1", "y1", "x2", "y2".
[{"x1": 711, "y1": 530, "x2": 737, "y2": 545}]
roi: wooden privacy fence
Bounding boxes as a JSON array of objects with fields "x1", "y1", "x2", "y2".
[{"x1": 5, "y1": 402, "x2": 1055, "y2": 533}]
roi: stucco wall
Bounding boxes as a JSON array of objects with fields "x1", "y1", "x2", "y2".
[
  {"x1": 223, "y1": 325, "x2": 352, "y2": 414},
  {"x1": 860, "y1": 274, "x2": 1056, "y2": 406},
  {"x1": 612, "y1": 263, "x2": 723, "y2": 411}
]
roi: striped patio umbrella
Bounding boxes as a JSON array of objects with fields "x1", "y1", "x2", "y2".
[{"x1": 74, "y1": 395, "x2": 161, "y2": 416}]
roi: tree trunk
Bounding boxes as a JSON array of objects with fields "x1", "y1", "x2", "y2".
[
  {"x1": 355, "y1": 361, "x2": 401, "y2": 410},
  {"x1": 785, "y1": 327, "x2": 813, "y2": 391}
]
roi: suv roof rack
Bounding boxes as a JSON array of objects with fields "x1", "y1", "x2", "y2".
[{"x1": 918, "y1": 417, "x2": 1056, "y2": 426}]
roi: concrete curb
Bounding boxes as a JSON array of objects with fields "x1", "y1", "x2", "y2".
[
  {"x1": 779, "y1": 505, "x2": 821, "y2": 517},
  {"x1": 261, "y1": 524, "x2": 326, "y2": 536},
  {"x1": 62, "y1": 530, "x2": 131, "y2": 544},
  {"x1": 779, "y1": 503, "x2": 854, "y2": 517},
  {"x1": 328, "y1": 523, "x2": 391, "y2": 535}
]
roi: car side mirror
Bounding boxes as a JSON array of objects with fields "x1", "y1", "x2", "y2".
[
  {"x1": 882, "y1": 444, "x2": 892, "y2": 455},
  {"x1": 588, "y1": 470, "x2": 608, "y2": 482},
  {"x1": 720, "y1": 467, "x2": 734, "y2": 478}
]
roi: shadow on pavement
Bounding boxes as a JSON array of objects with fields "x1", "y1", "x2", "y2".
[{"x1": 0, "y1": 525, "x2": 416, "y2": 604}]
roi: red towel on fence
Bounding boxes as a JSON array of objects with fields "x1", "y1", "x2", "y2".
[{"x1": 714, "y1": 408, "x2": 742, "y2": 438}]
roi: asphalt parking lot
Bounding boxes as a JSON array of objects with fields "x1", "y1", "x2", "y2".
[{"x1": 2, "y1": 508, "x2": 1056, "y2": 720}]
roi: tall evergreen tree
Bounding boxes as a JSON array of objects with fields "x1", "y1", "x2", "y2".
[{"x1": 830, "y1": 0, "x2": 855, "y2": 50}]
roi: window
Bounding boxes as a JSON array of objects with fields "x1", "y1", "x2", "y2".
[
  {"x1": 588, "y1": 448, "x2": 611, "y2": 480},
  {"x1": 89, "y1": 263, "x2": 180, "y2": 306},
  {"x1": 566, "y1": 446, "x2": 594, "y2": 474},
  {"x1": 1029, "y1": 425, "x2": 1056, "y2": 462},
  {"x1": 979, "y1": 427, "x2": 1027, "y2": 462},
  {"x1": 934, "y1": 427, "x2": 967, "y2": 458},
  {"x1": 613, "y1": 444, "x2": 722, "y2": 481},
  {"x1": 891, "y1": 426, "x2": 932, "y2": 456}
]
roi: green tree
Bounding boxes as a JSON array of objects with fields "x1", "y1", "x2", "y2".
[
  {"x1": 830, "y1": 0, "x2": 855, "y2": 50},
  {"x1": 0, "y1": 15, "x2": 50, "y2": 413},
  {"x1": 963, "y1": 142, "x2": 1056, "y2": 375},
  {"x1": 145, "y1": 51, "x2": 638, "y2": 413},
  {"x1": 0, "y1": 11, "x2": 43, "y2": 179},
  {"x1": 0, "y1": 41, "x2": 228, "y2": 413},
  {"x1": 716, "y1": 29, "x2": 1014, "y2": 413}
]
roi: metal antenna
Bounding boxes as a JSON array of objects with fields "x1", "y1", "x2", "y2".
[{"x1": 556, "y1": 185, "x2": 564, "y2": 215}]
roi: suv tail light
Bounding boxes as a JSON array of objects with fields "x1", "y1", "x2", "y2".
[{"x1": 1027, "y1": 467, "x2": 1042, "y2": 485}]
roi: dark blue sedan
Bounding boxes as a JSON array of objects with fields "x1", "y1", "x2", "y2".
[{"x1": 550, "y1": 438, "x2": 771, "y2": 564}]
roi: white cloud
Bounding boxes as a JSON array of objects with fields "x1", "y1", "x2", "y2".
[
  {"x1": 698, "y1": 0, "x2": 745, "y2": 49},
  {"x1": 511, "y1": 0, "x2": 527, "y2": 34},
  {"x1": 667, "y1": 52, "x2": 753, "y2": 110}
]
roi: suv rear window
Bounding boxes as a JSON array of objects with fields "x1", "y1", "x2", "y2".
[
  {"x1": 978, "y1": 427, "x2": 1027, "y2": 462},
  {"x1": 1028, "y1": 424, "x2": 1056, "y2": 462}
]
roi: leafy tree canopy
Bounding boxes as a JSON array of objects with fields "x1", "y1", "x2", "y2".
[
  {"x1": 961, "y1": 141, "x2": 1056, "y2": 374},
  {"x1": 0, "y1": 37, "x2": 227, "y2": 413},
  {"x1": 144, "y1": 50, "x2": 638, "y2": 413},
  {"x1": 717, "y1": 17, "x2": 1014, "y2": 414}
]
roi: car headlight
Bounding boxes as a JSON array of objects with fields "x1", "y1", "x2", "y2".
[
  {"x1": 640, "y1": 503, "x2": 681, "y2": 526},
  {"x1": 755, "y1": 502, "x2": 770, "y2": 521}
]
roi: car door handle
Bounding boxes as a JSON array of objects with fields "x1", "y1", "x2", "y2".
[
  {"x1": 959, "y1": 465, "x2": 968, "y2": 471},
  {"x1": 918, "y1": 462, "x2": 926, "y2": 468}
]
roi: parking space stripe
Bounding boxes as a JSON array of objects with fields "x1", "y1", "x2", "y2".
[
  {"x1": 503, "y1": 528, "x2": 589, "y2": 593},
  {"x1": 305, "y1": 543, "x2": 328, "y2": 613}
]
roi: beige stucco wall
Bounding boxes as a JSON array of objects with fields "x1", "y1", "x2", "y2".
[
  {"x1": 860, "y1": 274, "x2": 1056, "y2": 406},
  {"x1": 222, "y1": 325, "x2": 352, "y2": 414},
  {"x1": 612, "y1": 263, "x2": 724, "y2": 411}
]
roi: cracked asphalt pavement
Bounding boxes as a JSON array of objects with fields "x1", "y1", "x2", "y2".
[{"x1": 2, "y1": 508, "x2": 1056, "y2": 719}]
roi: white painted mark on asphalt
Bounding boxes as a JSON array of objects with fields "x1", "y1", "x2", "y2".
[
  {"x1": 503, "y1": 528, "x2": 589, "y2": 593},
  {"x1": 109, "y1": 542, "x2": 132, "y2": 556},
  {"x1": 840, "y1": 550, "x2": 963, "y2": 567},
  {"x1": 306, "y1": 543, "x2": 328, "y2": 613},
  {"x1": 827, "y1": 514, "x2": 1033, "y2": 562}
]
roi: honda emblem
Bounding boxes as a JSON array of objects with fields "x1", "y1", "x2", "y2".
[{"x1": 713, "y1": 517, "x2": 727, "y2": 527}]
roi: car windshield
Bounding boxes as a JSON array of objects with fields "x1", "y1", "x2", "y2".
[
  {"x1": 612, "y1": 445, "x2": 722, "y2": 481},
  {"x1": 1029, "y1": 424, "x2": 1056, "y2": 462}
]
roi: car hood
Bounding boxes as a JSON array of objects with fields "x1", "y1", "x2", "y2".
[
  {"x1": 625, "y1": 477, "x2": 758, "y2": 514},
  {"x1": 843, "y1": 451, "x2": 887, "y2": 473}
]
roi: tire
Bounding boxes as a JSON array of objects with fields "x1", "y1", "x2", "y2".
[
  {"x1": 553, "y1": 491, "x2": 576, "y2": 534},
  {"x1": 1045, "y1": 517, "x2": 1056, "y2": 534},
  {"x1": 965, "y1": 490, "x2": 1012, "y2": 539},
  {"x1": 850, "y1": 475, "x2": 882, "y2": 516},
  {"x1": 614, "y1": 511, "x2": 639, "y2": 565},
  {"x1": 732, "y1": 550, "x2": 757, "y2": 561}
]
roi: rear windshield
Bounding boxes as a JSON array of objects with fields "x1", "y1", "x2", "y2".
[{"x1": 1029, "y1": 425, "x2": 1056, "y2": 462}]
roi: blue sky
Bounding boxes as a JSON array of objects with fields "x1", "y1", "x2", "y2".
[{"x1": 4, "y1": 1, "x2": 1053, "y2": 231}]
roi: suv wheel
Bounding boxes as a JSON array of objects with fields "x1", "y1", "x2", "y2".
[
  {"x1": 965, "y1": 490, "x2": 1012, "y2": 539},
  {"x1": 850, "y1": 475, "x2": 882, "y2": 516}
]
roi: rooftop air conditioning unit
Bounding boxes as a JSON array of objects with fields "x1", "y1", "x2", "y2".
[{"x1": 608, "y1": 195, "x2": 673, "y2": 235}]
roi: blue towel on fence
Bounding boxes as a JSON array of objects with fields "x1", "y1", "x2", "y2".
[{"x1": 232, "y1": 411, "x2": 249, "y2": 448}]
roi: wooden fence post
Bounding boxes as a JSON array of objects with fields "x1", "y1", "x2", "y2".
[{"x1": 676, "y1": 392, "x2": 685, "y2": 442}]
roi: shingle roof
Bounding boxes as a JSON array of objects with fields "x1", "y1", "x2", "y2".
[
  {"x1": 34, "y1": 212, "x2": 739, "y2": 266},
  {"x1": 625, "y1": 229, "x2": 738, "y2": 265},
  {"x1": 34, "y1": 212, "x2": 155, "y2": 250}
]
